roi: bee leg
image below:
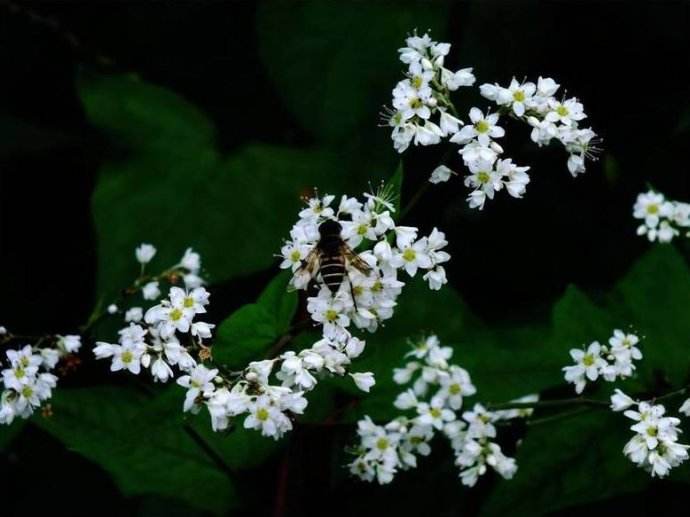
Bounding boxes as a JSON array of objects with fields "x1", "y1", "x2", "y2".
[{"x1": 348, "y1": 272, "x2": 359, "y2": 314}]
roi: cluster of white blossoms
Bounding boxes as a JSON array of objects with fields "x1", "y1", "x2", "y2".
[
  {"x1": 633, "y1": 190, "x2": 690, "y2": 243},
  {"x1": 94, "y1": 245, "x2": 211, "y2": 384},
  {"x1": 0, "y1": 334, "x2": 81, "y2": 425},
  {"x1": 280, "y1": 190, "x2": 451, "y2": 330},
  {"x1": 609, "y1": 390, "x2": 689, "y2": 477},
  {"x1": 386, "y1": 31, "x2": 474, "y2": 154},
  {"x1": 563, "y1": 329, "x2": 642, "y2": 394},
  {"x1": 349, "y1": 335, "x2": 534, "y2": 486},
  {"x1": 480, "y1": 76, "x2": 599, "y2": 177},
  {"x1": 385, "y1": 31, "x2": 599, "y2": 210}
]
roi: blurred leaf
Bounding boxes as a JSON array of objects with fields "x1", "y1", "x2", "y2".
[
  {"x1": 481, "y1": 411, "x2": 648, "y2": 517},
  {"x1": 257, "y1": 1, "x2": 448, "y2": 143},
  {"x1": 0, "y1": 420, "x2": 25, "y2": 450},
  {"x1": 83, "y1": 73, "x2": 355, "y2": 299},
  {"x1": 606, "y1": 245, "x2": 690, "y2": 386},
  {"x1": 213, "y1": 271, "x2": 297, "y2": 368},
  {"x1": 35, "y1": 386, "x2": 278, "y2": 514}
]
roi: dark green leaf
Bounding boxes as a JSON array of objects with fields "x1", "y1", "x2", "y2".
[
  {"x1": 257, "y1": 1, "x2": 448, "y2": 143},
  {"x1": 213, "y1": 271, "x2": 297, "y2": 368},
  {"x1": 83, "y1": 73, "x2": 356, "y2": 299},
  {"x1": 35, "y1": 386, "x2": 237, "y2": 514},
  {"x1": 481, "y1": 411, "x2": 648, "y2": 517}
]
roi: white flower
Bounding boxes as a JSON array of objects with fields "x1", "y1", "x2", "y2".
[
  {"x1": 496, "y1": 78, "x2": 536, "y2": 117},
  {"x1": 545, "y1": 98, "x2": 586, "y2": 126},
  {"x1": 180, "y1": 247, "x2": 201, "y2": 272},
  {"x1": 177, "y1": 364, "x2": 218, "y2": 412},
  {"x1": 562, "y1": 341, "x2": 607, "y2": 393},
  {"x1": 150, "y1": 357, "x2": 174, "y2": 382},
  {"x1": 351, "y1": 372, "x2": 376, "y2": 392},
  {"x1": 390, "y1": 238, "x2": 432, "y2": 276},
  {"x1": 610, "y1": 389, "x2": 636, "y2": 412},
  {"x1": 110, "y1": 342, "x2": 146, "y2": 375},
  {"x1": 679, "y1": 399, "x2": 690, "y2": 417},
  {"x1": 125, "y1": 307, "x2": 143, "y2": 323},
  {"x1": 417, "y1": 399, "x2": 455, "y2": 430},
  {"x1": 429, "y1": 164, "x2": 454, "y2": 184},
  {"x1": 142, "y1": 281, "x2": 161, "y2": 301},
  {"x1": 244, "y1": 395, "x2": 292, "y2": 439},
  {"x1": 135, "y1": 243, "x2": 157, "y2": 264},
  {"x1": 441, "y1": 67, "x2": 475, "y2": 90},
  {"x1": 107, "y1": 304, "x2": 118, "y2": 314},
  {"x1": 57, "y1": 334, "x2": 82, "y2": 353},
  {"x1": 439, "y1": 111, "x2": 462, "y2": 136},
  {"x1": 279, "y1": 241, "x2": 311, "y2": 272},
  {"x1": 452, "y1": 108, "x2": 504, "y2": 147}
]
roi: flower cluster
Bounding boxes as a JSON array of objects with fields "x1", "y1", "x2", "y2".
[
  {"x1": 610, "y1": 390, "x2": 689, "y2": 477},
  {"x1": 384, "y1": 31, "x2": 599, "y2": 209},
  {"x1": 385, "y1": 31, "x2": 474, "y2": 154},
  {"x1": 0, "y1": 335, "x2": 81, "y2": 425},
  {"x1": 563, "y1": 329, "x2": 641, "y2": 394},
  {"x1": 94, "y1": 245, "x2": 212, "y2": 384},
  {"x1": 480, "y1": 77, "x2": 600, "y2": 177},
  {"x1": 633, "y1": 190, "x2": 690, "y2": 243},
  {"x1": 280, "y1": 191, "x2": 451, "y2": 336},
  {"x1": 349, "y1": 335, "x2": 533, "y2": 486}
]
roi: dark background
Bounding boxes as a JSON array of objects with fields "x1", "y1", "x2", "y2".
[{"x1": 1, "y1": 1, "x2": 689, "y2": 516}]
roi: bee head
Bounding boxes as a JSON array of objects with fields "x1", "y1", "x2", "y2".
[{"x1": 318, "y1": 219, "x2": 342, "y2": 238}]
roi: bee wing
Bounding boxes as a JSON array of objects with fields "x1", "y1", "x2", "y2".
[
  {"x1": 297, "y1": 246, "x2": 321, "y2": 276},
  {"x1": 288, "y1": 246, "x2": 321, "y2": 292},
  {"x1": 341, "y1": 243, "x2": 372, "y2": 275}
]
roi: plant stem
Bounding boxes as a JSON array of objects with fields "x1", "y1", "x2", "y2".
[
  {"x1": 183, "y1": 423, "x2": 235, "y2": 480},
  {"x1": 488, "y1": 397, "x2": 609, "y2": 411}
]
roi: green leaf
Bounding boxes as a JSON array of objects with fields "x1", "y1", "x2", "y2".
[
  {"x1": 35, "y1": 386, "x2": 236, "y2": 514},
  {"x1": 257, "y1": 1, "x2": 448, "y2": 143},
  {"x1": 0, "y1": 420, "x2": 25, "y2": 450},
  {"x1": 83, "y1": 73, "x2": 356, "y2": 299},
  {"x1": 36, "y1": 385, "x2": 281, "y2": 514},
  {"x1": 481, "y1": 411, "x2": 648, "y2": 517},
  {"x1": 607, "y1": 245, "x2": 690, "y2": 386},
  {"x1": 213, "y1": 271, "x2": 297, "y2": 368}
]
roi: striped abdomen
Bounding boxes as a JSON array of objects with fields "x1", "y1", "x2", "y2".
[{"x1": 320, "y1": 253, "x2": 345, "y2": 293}]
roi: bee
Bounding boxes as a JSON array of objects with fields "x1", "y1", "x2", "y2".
[{"x1": 299, "y1": 219, "x2": 372, "y2": 306}]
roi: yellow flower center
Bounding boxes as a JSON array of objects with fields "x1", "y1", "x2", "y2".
[
  {"x1": 325, "y1": 309, "x2": 339, "y2": 322},
  {"x1": 184, "y1": 297, "x2": 195, "y2": 308},
  {"x1": 556, "y1": 105, "x2": 569, "y2": 117},
  {"x1": 121, "y1": 350, "x2": 133, "y2": 364},
  {"x1": 513, "y1": 90, "x2": 525, "y2": 102},
  {"x1": 257, "y1": 407, "x2": 269, "y2": 422},
  {"x1": 449, "y1": 383, "x2": 462, "y2": 395},
  {"x1": 290, "y1": 250, "x2": 301, "y2": 262},
  {"x1": 475, "y1": 120, "x2": 489, "y2": 133},
  {"x1": 170, "y1": 308, "x2": 183, "y2": 321},
  {"x1": 477, "y1": 171, "x2": 491, "y2": 184},
  {"x1": 646, "y1": 204, "x2": 659, "y2": 215},
  {"x1": 402, "y1": 248, "x2": 416, "y2": 262},
  {"x1": 582, "y1": 354, "x2": 595, "y2": 367},
  {"x1": 376, "y1": 437, "x2": 389, "y2": 450},
  {"x1": 21, "y1": 386, "x2": 33, "y2": 398}
]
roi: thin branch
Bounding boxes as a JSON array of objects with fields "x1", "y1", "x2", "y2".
[
  {"x1": 487, "y1": 397, "x2": 609, "y2": 411},
  {"x1": 183, "y1": 423, "x2": 235, "y2": 480}
]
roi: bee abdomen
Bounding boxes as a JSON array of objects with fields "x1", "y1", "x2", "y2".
[{"x1": 320, "y1": 256, "x2": 345, "y2": 292}]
